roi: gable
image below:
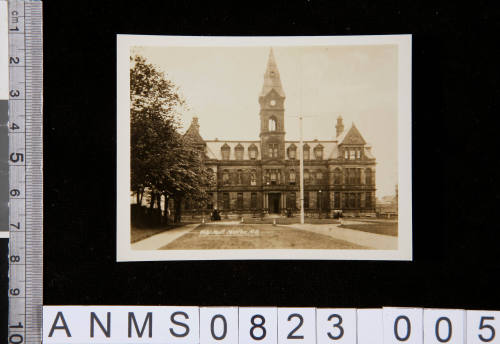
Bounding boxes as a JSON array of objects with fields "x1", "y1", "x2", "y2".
[{"x1": 340, "y1": 125, "x2": 366, "y2": 145}]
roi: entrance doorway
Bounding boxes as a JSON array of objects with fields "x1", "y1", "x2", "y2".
[{"x1": 269, "y1": 193, "x2": 281, "y2": 214}]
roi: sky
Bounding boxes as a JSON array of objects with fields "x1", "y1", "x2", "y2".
[{"x1": 132, "y1": 45, "x2": 399, "y2": 198}]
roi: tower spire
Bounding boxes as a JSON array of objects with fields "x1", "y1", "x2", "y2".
[{"x1": 260, "y1": 48, "x2": 285, "y2": 98}]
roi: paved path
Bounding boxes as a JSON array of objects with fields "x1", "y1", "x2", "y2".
[
  {"x1": 281, "y1": 222, "x2": 397, "y2": 250},
  {"x1": 132, "y1": 224, "x2": 200, "y2": 250}
]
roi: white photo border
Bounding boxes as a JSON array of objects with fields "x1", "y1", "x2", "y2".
[{"x1": 117, "y1": 34, "x2": 412, "y2": 262}]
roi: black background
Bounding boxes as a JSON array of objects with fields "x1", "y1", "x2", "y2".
[{"x1": 30, "y1": 0, "x2": 500, "y2": 322}]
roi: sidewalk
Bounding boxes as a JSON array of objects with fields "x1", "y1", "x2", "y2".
[
  {"x1": 281, "y1": 222, "x2": 397, "y2": 250},
  {"x1": 131, "y1": 223, "x2": 200, "y2": 250}
]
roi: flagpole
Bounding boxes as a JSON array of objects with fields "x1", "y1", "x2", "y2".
[{"x1": 299, "y1": 116, "x2": 305, "y2": 224}]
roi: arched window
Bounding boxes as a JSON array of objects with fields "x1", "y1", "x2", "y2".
[
  {"x1": 365, "y1": 168, "x2": 372, "y2": 185},
  {"x1": 221, "y1": 144, "x2": 230, "y2": 160},
  {"x1": 334, "y1": 168, "x2": 342, "y2": 185},
  {"x1": 268, "y1": 117, "x2": 277, "y2": 131},
  {"x1": 250, "y1": 169, "x2": 257, "y2": 186},
  {"x1": 207, "y1": 168, "x2": 215, "y2": 185},
  {"x1": 316, "y1": 170, "x2": 323, "y2": 183},
  {"x1": 222, "y1": 169, "x2": 230, "y2": 185},
  {"x1": 237, "y1": 169, "x2": 243, "y2": 184},
  {"x1": 235, "y1": 144, "x2": 244, "y2": 160}
]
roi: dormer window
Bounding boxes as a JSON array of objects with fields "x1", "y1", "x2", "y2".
[
  {"x1": 287, "y1": 144, "x2": 297, "y2": 159},
  {"x1": 248, "y1": 145, "x2": 258, "y2": 160},
  {"x1": 303, "y1": 144, "x2": 310, "y2": 160},
  {"x1": 221, "y1": 144, "x2": 230, "y2": 160},
  {"x1": 349, "y1": 150, "x2": 355, "y2": 160},
  {"x1": 235, "y1": 144, "x2": 244, "y2": 160},
  {"x1": 314, "y1": 145, "x2": 324, "y2": 160}
]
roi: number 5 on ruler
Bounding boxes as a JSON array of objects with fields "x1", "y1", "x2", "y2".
[{"x1": 467, "y1": 311, "x2": 499, "y2": 344}]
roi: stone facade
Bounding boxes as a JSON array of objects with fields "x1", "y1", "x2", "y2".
[{"x1": 183, "y1": 49, "x2": 376, "y2": 218}]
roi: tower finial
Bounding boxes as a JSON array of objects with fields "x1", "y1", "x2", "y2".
[{"x1": 260, "y1": 48, "x2": 285, "y2": 98}]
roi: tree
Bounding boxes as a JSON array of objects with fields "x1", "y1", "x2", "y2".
[{"x1": 130, "y1": 55, "x2": 212, "y2": 224}]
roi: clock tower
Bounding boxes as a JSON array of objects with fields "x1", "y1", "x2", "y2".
[{"x1": 259, "y1": 48, "x2": 286, "y2": 160}]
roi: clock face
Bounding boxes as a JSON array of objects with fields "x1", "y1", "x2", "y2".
[{"x1": 270, "y1": 99, "x2": 276, "y2": 106}]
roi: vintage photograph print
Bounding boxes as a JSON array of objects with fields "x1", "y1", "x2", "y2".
[{"x1": 117, "y1": 35, "x2": 412, "y2": 261}]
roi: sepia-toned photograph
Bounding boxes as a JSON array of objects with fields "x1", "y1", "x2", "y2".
[{"x1": 116, "y1": 35, "x2": 412, "y2": 261}]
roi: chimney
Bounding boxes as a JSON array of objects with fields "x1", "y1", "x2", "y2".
[{"x1": 335, "y1": 116, "x2": 344, "y2": 137}]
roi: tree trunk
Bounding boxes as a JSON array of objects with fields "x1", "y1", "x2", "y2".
[
  {"x1": 164, "y1": 194, "x2": 169, "y2": 225},
  {"x1": 156, "y1": 193, "x2": 163, "y2": 225},
  {"x1": 174, "y1": 197, "x2": 182, "y2": 223}
]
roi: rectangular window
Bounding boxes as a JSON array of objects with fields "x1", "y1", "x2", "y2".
[
  {"x1": 237, "y1": 193, "x2": 243, "y2": 209},
  {"x1": 269, "y1": 144, "x2": 278, "y2": 158},
  {"x1": 304, "y1": 170, "x2": 310, "y2": 184},
  {"x1": 366, "y1": 193, "x2": 372, "y2": 208},
  {"x1": 304, "y1": 192, "x2": 310, "y2": 209},
  {"x1": 289, "y1": 170, "x2": 296, "y2": 184},
  {"x1": 288, "y1": 148, "x2": 296, "y2": 159},
  {"x1": 334, "y1": 192, "x2": 340, "y2": 209},
  {"x1": 223, "y1": 193, "x2": 230, "y2": 210},
  {"x1": 344, "y1": 150, "x2": 348, "y2": 159},
  {"x1": 222, "y1": 149, "x2": 230, "y2": 160},
  {"x1": 316, "y1": 171, "x2": 323, "y2": 183},
  {"x1": 349, "y1": 150, "x2": 356, "y2": 160},
  {"x1": 251, "y1": 193, "x2": 257, "y2": 209},
  {"x1": 349, "y1": 193, "x2": 355, "y2": 208},
  {"x1": 270, "y1": 170, "x2": 277, "y2": 185},
  {"x1": 356, "y1": 149, "x2": 361, "y2": 159},
  {"x1": 317, "y1": 192, "x2": 322, "y2": 209}
]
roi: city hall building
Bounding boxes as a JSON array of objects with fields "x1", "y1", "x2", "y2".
[{"x1": 184, "y1": 49, "x2": 377, "y2": 218}]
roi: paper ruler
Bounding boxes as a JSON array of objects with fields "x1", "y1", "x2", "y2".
[{"x1": 5, "y1": 1, "x2": 43, "y2": 343}]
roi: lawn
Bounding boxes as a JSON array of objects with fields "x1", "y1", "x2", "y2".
[
  {"x1": 239, "y1": 217, "x2": 340, "y2": 225},
  {"x1": 339, "y1": 221, "x2": 398, "y2": 236},
  {"x1": 161, "y1": 224, "x2": 366, "y2": 250},
  {"x1": 131, "y1": 224, "x2": 184, "y2": 243}
]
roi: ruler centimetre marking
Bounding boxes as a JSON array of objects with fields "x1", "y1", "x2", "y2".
[{"x1": 7, "y1": 1, "x2": 43, "y2": 344}]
